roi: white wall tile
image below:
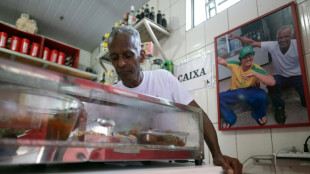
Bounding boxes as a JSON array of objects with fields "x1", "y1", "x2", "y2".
[
  {"x1": 236, "y1": 129, "x2": 272, "y2": 163},
  {"x1": 158, "y1": 0, "x2": 171, "y2": 13},
  {"x1": 170, "y1": 0, "x2": 186, "y2": 30},
  {"x1": 79, "y1": 49, "x2": 91, "y2": 67},
  {"x1": 186, "y1": 22, "x2": 206, "y2": 54},
  {"x1": 271, "y1": 126, "x2": 310, "y2": 152},
  {"x1": 170, "y1": 25, "x2": 186, "y2": 60},
  {"x1": 207, "y1": 87, "x2": 218, "y2": 123},
  {"x1": 257, "y1": 0, "x2": 293, "y2": 16},
  {"x1": 205, "y1": 9, "x2": 229, "y2": 45},
  {"x1": 158, "y1": 36, "x2": 171, "y2": 60},
  {"x1": 228, "y1": 0, "x2": 258, "y2": 29},
  {"x1": 216, "y1": 128, "x2": 238, "y2": 159}
]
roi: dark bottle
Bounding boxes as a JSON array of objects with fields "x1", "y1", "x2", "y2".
[
  {"x1": 140, "y1": 7, "x2": 145, "y2": 19},
  {"x1": 144, "y1": 4, "x2": 150, "y2": 18},
  {"x1": 136, "y1": 10, "x2": 141, "y2": 21},
  {"x1": 150, "y1": 7, "x2": 155, "y2": 21},
  {"x1": 157, "y1": 10, "x2": 162, "y2": 25},
  {"x1": 161, "y1": 14, "x2": 167, "y2": 28}
]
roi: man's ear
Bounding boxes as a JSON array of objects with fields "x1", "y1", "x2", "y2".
[{"x1": 139, "y1": 49, "x2": 146, "y2": 63}]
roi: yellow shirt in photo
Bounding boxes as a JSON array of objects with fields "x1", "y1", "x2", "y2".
[{"x1": 227, "y1": 61, "x2": 269, "y2": 90}]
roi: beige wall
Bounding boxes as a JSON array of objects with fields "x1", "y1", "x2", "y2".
[{"x1": 148, "y1": 0, "x2": 310, "y2": 173}]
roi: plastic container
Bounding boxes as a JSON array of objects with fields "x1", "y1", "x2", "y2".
[
  {"x1": 0, "y1": 32, "x2": 8, "y2": 48},
  {"x1": 139, "y1": 129, "x2": 188, "y2": 146},
  {"x1": 0, "y1": 85, "x2": 84, "y2": 141}
]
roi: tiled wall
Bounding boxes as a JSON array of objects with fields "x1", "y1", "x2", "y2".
[{"x1": 148, "y1": 0, "x2": 310, "y2": 173}]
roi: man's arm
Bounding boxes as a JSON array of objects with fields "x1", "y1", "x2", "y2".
[
  {"x1": 230, "y1": 34, "x2": 261, "y2": 48},
  {"x1": 188, "y1": 100, "x2": 242, "y2": 174},
  {"x1": 217, "y1": 57, "x2": 228, "y2": 67},
  {"x1": 244, "y1": 72, "x2": 275, "y2": 86}
]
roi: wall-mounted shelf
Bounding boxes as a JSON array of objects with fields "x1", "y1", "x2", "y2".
[
  {"x1": 96, "y1": 18, "x2": 170, "y2": 65},
  {"x1": 0, "y1": 47, "x2": 97, "y2": 80}
]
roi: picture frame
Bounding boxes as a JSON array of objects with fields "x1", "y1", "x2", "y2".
[{"x1": 215, "y1": 1, "x2": 310, "y2": 130}]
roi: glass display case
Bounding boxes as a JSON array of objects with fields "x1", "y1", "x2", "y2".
[{"x1": 0, "y1": 58, "x2": 204, "y2": 165}]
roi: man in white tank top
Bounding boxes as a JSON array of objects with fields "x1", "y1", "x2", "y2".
[
  {"x1": 231, "y1": 25, "x2": 306, "y2": 125},
  {"x1": 107, "y1": 26, "x2": 242, "y2": 174}
]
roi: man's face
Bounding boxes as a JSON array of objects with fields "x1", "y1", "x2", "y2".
[
  {"x1": 108, "y1": 33, "x2": 144, "y2": 85},
  {"x1": 277, "y1": 28, "x2": 292, "y2": 50},
  {"x1": 240, "y1": 53, "x2": 254, "y2": 67}
]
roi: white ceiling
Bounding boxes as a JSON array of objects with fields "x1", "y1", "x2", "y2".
[{"x1": 0, "y1": 0, "x2": 150, "y2": 52}]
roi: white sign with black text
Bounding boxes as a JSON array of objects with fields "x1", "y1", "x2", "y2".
[{"x1": 175, "y1": 52, "x2": 213, "y2": 91}]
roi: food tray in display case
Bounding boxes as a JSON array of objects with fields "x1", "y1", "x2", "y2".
[{"x1": 0, "y1": 58, "x2": 204, "y2": 165}]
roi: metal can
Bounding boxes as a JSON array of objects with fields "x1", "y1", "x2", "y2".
[
  {"x1": 49, "y1": 50, "x2": 58, "y2": 63},
  {"x1": 20, "y1": 38, "x2": 30, "y2": 54},
  {"x1": 43, "y1": 47, "x2": 50, "y2": 60},
  {"x1": 30, "y1": 42, "x2": 40, "y2": 57},
  {"x1": 0, "y1": 32, "x2": 8, "y2": 48},
  {"x1": 10, "y1": 36, "x2": 21, "y2": 51},
  {"x1": 57, "y1": 52, "x2": 66, "y2": 65}
]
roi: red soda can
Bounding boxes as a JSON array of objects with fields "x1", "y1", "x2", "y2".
[
  {"x1": 57, "y1": 52, "x2": 66, "y2": 65},
  {"x1": 20, "y1": 38, "x2": 30, "y2": 54},
  {"x1": 10, "y1": 36, "x2": 20, "y2": 51},
  {"x1": 30, "y1": 42, "x2": 40, "y2": 57},
  {"x1": 49, "y1": 50, "x2": 58, "y2": 63},
  {"x1": 0, "y1": 32, "x2": 8, "y2": 48},
  {"x1": 43, "y1": 47, "x2": 50, "y2": 60}
]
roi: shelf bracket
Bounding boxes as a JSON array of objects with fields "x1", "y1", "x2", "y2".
[
  {"x1": 10, "y1": 54, "x2": 15, "y2": 61},
  {"x1": 142, "y1": 20, "x2": 168, "y2": 61}
]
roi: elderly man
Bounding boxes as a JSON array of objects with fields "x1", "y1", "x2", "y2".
[
  {"x1": 230, "y1": 25, "x2": 306, "y2": 124},
  {"x1": 107, "y1": 26, "x2": 242, "y2": 174}
]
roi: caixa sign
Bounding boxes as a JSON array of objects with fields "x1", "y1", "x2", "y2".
[{"x1": 175, "y1": 53, "x2": 213, "y2": 91}]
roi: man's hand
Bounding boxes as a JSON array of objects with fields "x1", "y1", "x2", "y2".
[{"x1": 213, "y1": 155, "x2": 243, "y2": 174}]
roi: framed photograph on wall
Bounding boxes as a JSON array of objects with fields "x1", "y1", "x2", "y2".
[{"x1": 215, "y1": 1, "x2": 310, "y2": 130}]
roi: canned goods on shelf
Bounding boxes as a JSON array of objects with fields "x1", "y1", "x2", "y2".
[
  {"x1": 10, "y1": 36, "x2": 21, "y2": 51},
  {"x1": 57, "y1": 52, "x2": 66, "y2": 65},
  {"x1": 30, "y1": 42, "x2": 40, "y2": 57},
  {"x1": 20, "y1": 38, "x2": 30, "y2": 54},
  {"x1": 43, "y1": 47, "x2": 50, "y2": 60},
  {"x1": 0, "y1": 32, "x2": 8, "y2": 48},
  {"x1": 49, "y1": 50, "x2": 58, "y2": 63}
]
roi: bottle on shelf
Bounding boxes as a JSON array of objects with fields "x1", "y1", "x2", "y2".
[
  {"x1": 150, "y1": 7, "x2": 155, "y2": 21},
  {"x1": 136, "y1": 10, "x2": 141, "y2": 22},
  {"x1": 144, "y1": 4, "x2": 150, "y2": 19},
  {"x1": 161, "y1": 14, "x2": 167, "y2": 28},
  {"x1": 99, "y1": 36, "x2": 105, "y2": 54},
  {"x1": 128, "y1": 5, "x2": 136, "y2": 26},
  {"x1": 140, "y1": 7, "x2": 145, "y2": 19},
  {"x1": 157, "y1": 10, "x2": 162, "y2": 25}
]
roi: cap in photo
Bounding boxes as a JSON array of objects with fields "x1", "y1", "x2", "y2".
[{"x1": 239, "y1": 45, "x2": 255, "y2": 59}]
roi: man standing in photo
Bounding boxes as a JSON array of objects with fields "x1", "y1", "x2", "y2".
[{"x1": 230, "y1": 25, "x2": 306, "y2": 124}]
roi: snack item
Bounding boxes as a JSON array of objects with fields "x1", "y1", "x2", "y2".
[{"x1": 138, "y1": 129, "x2": 188, "y2": 146}]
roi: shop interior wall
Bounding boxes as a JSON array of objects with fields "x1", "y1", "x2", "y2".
[{"x1": 144, "y1": 0, "x2": 310, "y2": 173}]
